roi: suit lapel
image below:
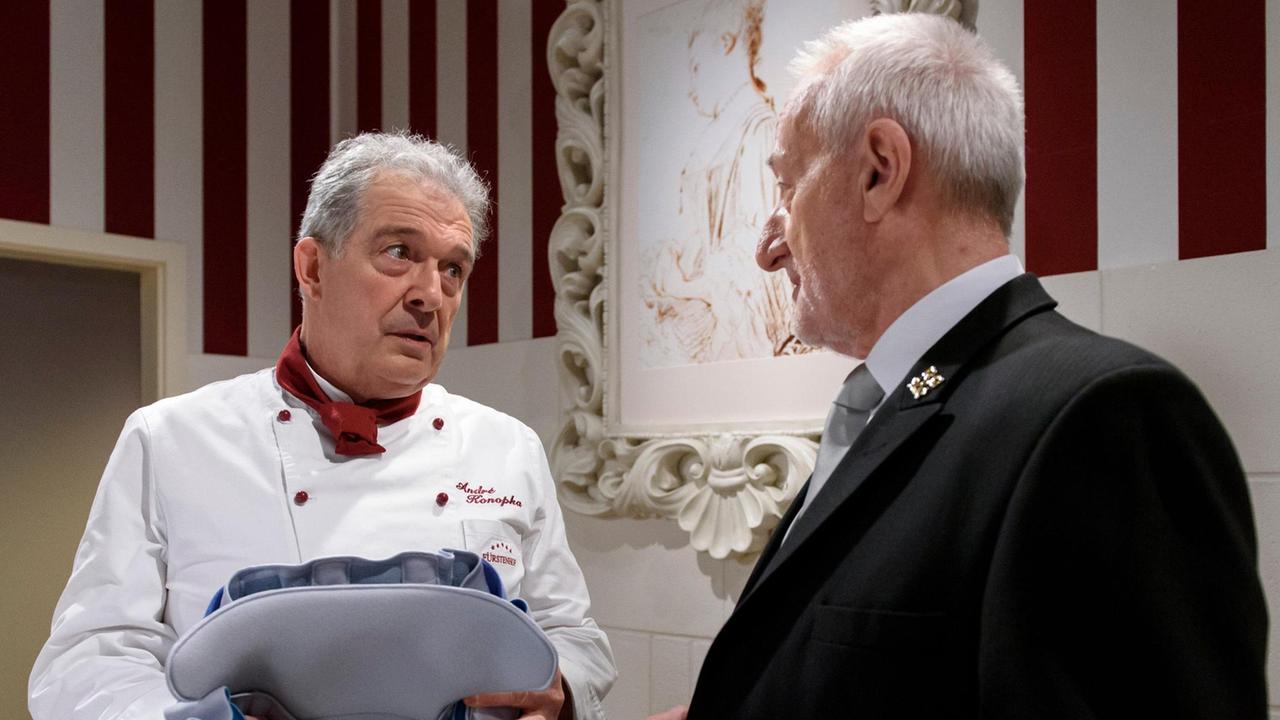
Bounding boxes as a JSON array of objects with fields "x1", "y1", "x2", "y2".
[
  {"x1": 737, "y1": 479, "x2": 810, "y2": 600},
  {"x1": 737, "y1": 274, "x2": 1058, "y2": 609},
  {"x1": 743, "y1": 400, "x2": 940, "y2": 600}
]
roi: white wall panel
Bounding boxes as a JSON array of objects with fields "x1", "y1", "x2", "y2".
[
  {"x1": 650, "y1": 636, "x2": 693, "y2": 715},
  {"x1": 1039, "y1": 270, "x2": 1103, "y2": 332},
  {"x1": 1268, "y1": 0, "x2": 1279, "y2": 249},
  {"x1": 436, "y1": 0, "x2": 469, "y2": 347},
  {"x1": 562, "y1": 512, "x2": 728, "y2": 639},
  {"x1": 1100, "y1": 249, "x2": 1280, "y2": 474},
  {"x1": 1096, "y1": 0, "x2": 1178, "y2": 267},
  {"x1": 331, "y1": 0, "x2": 358, "y2": 144},
  {"x1": 49, "y1": 0, "x2": 104, "y2": 233},
  {"x1": 434, "y1": 0, "x2": 468, "y2": 152},
  {"x1": 381, "y1": 0, "x2": 409, "y2": 132},
  {"x1": 973, "y1": 0, "x2": 1025, "y2": 260},
  {"x1": 247, "y1": 0, "x2": 293, "y2": 356},
  {"x1": 721, "y1": 552, "x2": 755, "y2": 619},
  {"x1": 1247, "y1": 475, "x2": 1280, "y2": 707},
  {"x1": 433, "y1": 336, "x2": 559, "y2": 442},
  {"x1": 600, "y1": 628, "x2": 652, "y2": 720},
  {"x1": 689, "y1": 638, "x2": 712, "y2": 689},
  {"x1": 186, "y1": 353, "x2": 276, "y2": 393},
  {"x1": 154, "y1": 0, "x2": 204, "y2": 356},
  {"x1": 497, "y1": 1, "x2": 534, "y2": 343}
]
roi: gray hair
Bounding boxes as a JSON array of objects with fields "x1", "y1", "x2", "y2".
[
  {"x1": 789, "y1": 13, "x2": 1024, "y2": 236},
  {"x1": 298, "y1": 131, "x2": 491, "y2": 255}
]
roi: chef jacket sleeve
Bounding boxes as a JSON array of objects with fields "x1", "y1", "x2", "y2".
[
  {"x1": 29, "y1": 409, "x2": 179, "y2": 720},
  {"x1": 515, "y1": 427, "x2": 617, "y2": 719}
]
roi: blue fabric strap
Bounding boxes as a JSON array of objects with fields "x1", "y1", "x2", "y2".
[
  {"x1": 203, "y1": 550, "x2": 509, "y2": 619},
  {"x1": 480, "y1": 559, "x2": 506, "y2": 598},
  {"x1": 202, "y1": 587, "x2": 225, "y2": 618},
  {"x1": 163, "y1": 687, "x2": 244, "y2": 720}
]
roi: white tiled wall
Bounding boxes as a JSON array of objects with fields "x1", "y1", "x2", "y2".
[
  {"x1": 649, "y1": 636, "x2": 694, "y2": 712},
  {"x1": 1252, "y1": 476, "x2": 1280, "y2": 704},
  {"x1": 1096, "y1": 250, "x2": 1280, "y2": 474},
  {"x1": 440, "y1": 249, "x2": 1280, "y2": 719},
  {"x1": 1038, "y1": 270, "x2": 1102, "y2": 332},
  {"x1": 600, "y1": 628, "x2": 652, "y2": 719},
  {"x1": 563, "y1": 514, "x2": 736, "y2": 718},
  {"x1": 565, "y1": 515, "x2": 731, "y2": 638}
]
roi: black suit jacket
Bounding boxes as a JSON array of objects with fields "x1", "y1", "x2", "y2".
[{"x1": 687, "y1": 274, "x2": 1268, "y2": 719}]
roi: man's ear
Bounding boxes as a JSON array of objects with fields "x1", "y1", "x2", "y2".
[
  {"x1": 859, "y1": 118, "x2": 912, "y2": 224},
  {"x1": 294, "y1": 237, "x2": 325, "y2": 301}
]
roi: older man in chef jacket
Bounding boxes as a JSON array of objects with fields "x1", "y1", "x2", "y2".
[{"x1": 29, "y1": 132, "x2": 616, "y2": 720}]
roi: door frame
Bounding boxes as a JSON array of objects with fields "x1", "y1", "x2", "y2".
[{"x1": 0, "y1": 219, "x2": 186, "y2": 403}]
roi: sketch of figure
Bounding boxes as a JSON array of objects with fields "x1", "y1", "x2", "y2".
[{"x1": 639, "y1": 0, "x2": 814, "y2": 368}]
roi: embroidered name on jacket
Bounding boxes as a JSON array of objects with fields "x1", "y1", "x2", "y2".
[{"x1": 455, "y1": 481, "x2": 524, "y2": 508}]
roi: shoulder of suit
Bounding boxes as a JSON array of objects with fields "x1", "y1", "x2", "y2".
[
  {"x1": 1005, "y1": 309, "x2": 1170, "y2": 371},
  {"x1": 940, "y1": 309, "x2": 1185, "y2": 409}
]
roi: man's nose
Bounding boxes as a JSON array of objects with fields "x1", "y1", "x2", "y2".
[
  {"x1": 406, "y1": 264, "x2": 444, "y2": 311},
  {"x1": 756, "y1": 207, "x2": 789, "y2": 271}
]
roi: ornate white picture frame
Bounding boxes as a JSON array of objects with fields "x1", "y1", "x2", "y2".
[{"x1": 546, "y1": 0, "x2": 978, "y2": 558}]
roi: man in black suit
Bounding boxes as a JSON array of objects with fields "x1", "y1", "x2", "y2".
[{"x1": 652, "y1": 12, "x2": 1267, "y2": 719}]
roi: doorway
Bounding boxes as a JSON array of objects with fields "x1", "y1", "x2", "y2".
[{"x1": 0, "y1": 220, "x2": 184, "y2": 718}]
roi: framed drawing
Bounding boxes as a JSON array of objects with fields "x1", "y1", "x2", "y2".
[{"x1": 547, "y1": 0, "x2": 979, "y2": 558}]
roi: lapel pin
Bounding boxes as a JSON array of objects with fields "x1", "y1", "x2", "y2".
[{"x1": 907, "y1": 366, "x2": 945, "y2": 400}]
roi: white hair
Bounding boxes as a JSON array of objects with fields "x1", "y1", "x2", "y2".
[
  {"x1": 298, "y1": 131, "x2": 491, "y2": 255},
  {"x1": 789, "y1": 13, "x2": 1024, "y2": 236}
]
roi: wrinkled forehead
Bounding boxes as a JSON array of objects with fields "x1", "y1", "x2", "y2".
[
  {"x1": 357, "y1": 172, "x2": 475, "y2": 248},
  {"x1": 360, "y1": 170, "x2": 463, "y2": 213},
  {"x1": 365, "y1": 172, "x2": 470, "y2": 223}
]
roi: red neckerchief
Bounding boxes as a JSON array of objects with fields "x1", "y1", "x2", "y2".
[{"x1": 274, "y1": 328, "x2": 421, "y2": 456}]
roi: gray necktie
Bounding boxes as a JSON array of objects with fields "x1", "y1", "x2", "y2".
[{"x1": 789, "y1": 364, "x2": 884, "y2": 531}]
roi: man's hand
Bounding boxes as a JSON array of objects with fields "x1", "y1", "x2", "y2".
[
  {"x1": 464, "y1": 667, "x2": 572, "y2": 720},
  {"x1": 647, "y1": 706, "x2": 688, "y2": 720}
]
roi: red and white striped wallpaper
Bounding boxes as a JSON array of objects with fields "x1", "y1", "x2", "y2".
[
  {"x1": 0, "y1": 0, "x2": 561, "y2": 357},
  {"x1": 0, "y1": 0, "x2": 1272, "y2": 359},
  {"x1": 1020, "y1": 0, "x2": 1269, "y2": 275}
]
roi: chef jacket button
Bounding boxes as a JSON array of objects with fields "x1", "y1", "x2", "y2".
[
  {"x1": 294, "y1": 490, "x2": 309, "y2": 506},
  {"x1": 277, "y1": 409, "x2": 292, "y2": 423},
  {"x1": 432, "y1": 417, "x2": 445, "y2": 431},
  {"x1": 436, "y1": 492, "x2": 449, "y2": 507}
]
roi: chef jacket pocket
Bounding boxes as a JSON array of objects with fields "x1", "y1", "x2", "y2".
[
  {"x1": 461, "y1": 519, "x2": 525, "y2": 598},
  {"x1": 810, "y1": 605, "x2": 946, "y2": 650}
]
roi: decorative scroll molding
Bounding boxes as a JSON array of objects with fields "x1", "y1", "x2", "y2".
[
  {"x1": 546, "y1": 0, "x2": 976, "y2": 560},
  {"x1": 546, "y1": 0, "x2": 612, "y2": 513}
]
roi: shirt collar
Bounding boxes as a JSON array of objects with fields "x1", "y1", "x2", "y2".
[
  {"x1": 863, "y1": 254, "x2": 1024, "y2": 397},
  {"x1": 304, "y1": 359, "x2": 354, "y2": 403}
]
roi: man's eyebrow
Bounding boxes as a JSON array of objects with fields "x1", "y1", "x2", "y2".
[
  {"x1": 767, "y1": 151, "x2": 789, "y2": 178},
  {"x1": 373, "y1": 225, "x2": 422, "y2": 239},
  {"x1": 451, "y1": 244, "x2": 476, "y2": 266},
  {"x1": 373, "y1": 225, "x2": 476, "y2": 264}
]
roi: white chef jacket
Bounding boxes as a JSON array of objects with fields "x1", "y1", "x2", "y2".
[{"x1": 29, "y1": 368, "x2": 616, "y2": 720}]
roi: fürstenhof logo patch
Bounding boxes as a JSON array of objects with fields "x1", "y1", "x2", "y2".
[{"x1": 483, "y1": 541, "x2": 518, "y2": 567}]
